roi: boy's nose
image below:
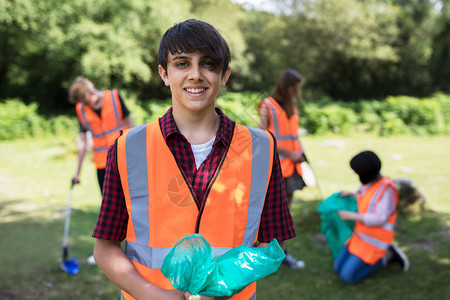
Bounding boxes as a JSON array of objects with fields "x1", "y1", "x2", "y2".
[{"x1": 188, "y1": 65, "x2": 203, "y2": 81}]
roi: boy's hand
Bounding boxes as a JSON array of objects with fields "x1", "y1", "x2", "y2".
[
  {"x1": 339, "y1": 191, "x2": 356, "y2": 198},
  {"x1": 291, "y1": 151, "x2": 306, "y2": 163},
  {"x1": 71, "y1": 176, "x2": 80, "y2": 186},
  {"x1": 185, "y1": 292, "x2": 215, "y2": 300},
  {"x1": 185, "y1": 292, "x2": 229, "y2": 300}
]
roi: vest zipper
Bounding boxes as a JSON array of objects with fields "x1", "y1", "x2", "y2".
[
  {"x1": 195, "y1": 141, "x2": 231, "y2": 233},
  {"x1": 173, "y1": 159, "x2": 201, "y2": 211}
]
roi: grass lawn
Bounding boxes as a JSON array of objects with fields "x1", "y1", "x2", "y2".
[{"x1": 0, "y1": 133, "x2": 449, "y2": 299}]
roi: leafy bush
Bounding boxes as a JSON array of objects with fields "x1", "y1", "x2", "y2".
[
  {"x1": 0, "y1": 99, "x2": 79, "y2": 140},
  {"x1": 379, "y1": 112, "x2": 409, "y2": 136},
  {"x1": 301, "y1": 93, "x2": 450, "y2": 136},
  {"x1": 1, "y1": 93, "x2": 449, "y2": 141},
  {"x1": 216, "y1": 92, "x2": 262, "y2": 127},
  {"x1": 48, "y1": 115, "x2": 78, "y2": 136},
  {"x1": 303, "y1": 104, "x2": 358, "y2": 134},
  {"x1": 0, "y1": 99, "x2": 43, "y2": 140},
  {"x1": 385, "y1": 96, "x2": 445, "y2": 134}
]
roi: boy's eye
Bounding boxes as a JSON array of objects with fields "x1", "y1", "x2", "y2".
[
  {"x1": 176, "y1": 62, "x2": 188, "y2": 68},
  {"x1": 202, "y1": 60, "x2": 218, "y2": 70}
]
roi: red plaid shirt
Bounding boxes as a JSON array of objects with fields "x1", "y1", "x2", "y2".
[{"x1": 92, "y1": 107, "x2": 296, "y2": 243}]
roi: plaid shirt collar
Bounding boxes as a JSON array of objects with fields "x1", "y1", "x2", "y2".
[{"x1": 159, "y1": 107, "x2": 235, "y2": 148}]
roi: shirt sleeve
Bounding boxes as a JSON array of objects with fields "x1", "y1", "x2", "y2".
[
  {"x1": 257, "y1": 135, "x2": 297, "y2": 243},
  {"x1": 79, "y1": 119, "x2": 87, "y2": 133},
  {"x1": 92, "y1": 140, "x2": 128, "y2": 241},
  {"x1": 362, "y1": 185, "x2": 396, "y2": 226},
  {"x1": 118, "y1": 91, "x2": 130, "y2": 117}
]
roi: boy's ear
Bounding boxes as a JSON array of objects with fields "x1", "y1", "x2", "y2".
[
  {"x1": 221, "y1": 66, "x2": 231, "y2": 87},
  {"x1": 158, "y1": 65, "x2": 170, "y2": 86}
]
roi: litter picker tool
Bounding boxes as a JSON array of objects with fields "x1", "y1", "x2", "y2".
[
  {"x1": 302, "y1": 153, "x2": 325, "y2": 201},
  {"x1": 60, "y1": 183, "x2": 80, "y2": 275}
]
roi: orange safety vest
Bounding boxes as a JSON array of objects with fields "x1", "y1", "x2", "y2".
[
  {"x1": 348, "y1": 177, "x2": 398, "y2": 265},
  {"x1": 75, "y1": 89, "x2": 127, "y2": 169},
  {"x1": 117, "y1": 120, "x2": 275, "y2": 300},
  {"x1": 258, "y1": 97, "x2": 302, "y2": 178}
]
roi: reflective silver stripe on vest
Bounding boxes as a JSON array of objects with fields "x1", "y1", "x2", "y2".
[
  {"x1": 367, "y1": 182, "x2": 389, "y2": 213},
  {"x1": 79, "y1": 104, "x2": 93, "y2": 133},
  {"x1": 355, "y1": 232, "x2": 390, "y2": 250},
  {"x1": 124, "y1": 123, "x2": 271, "y2": 269},
  {"x1": 93, "y1": 146, "x2": 110, "y2": 152},
  {"x1": 265, "y1": 99, "x2": 298, "y2": 141},
  {"x1": 91, "y1": 123, "x2": 126, "y2": 138},
  {"x1": 126, "y1": 241, "x2": 232, "y2": 269},
  {"x1": 243, "y1": 126, "x2": 271, "y2": 247},
  {"x1": 125, "y1": 124, "x2": 150, "y2": 247},
  {"x1": 110, "y1": 89, "x2": 121, "y2": 123},
  {"x1": 383, "y1": 222, "x2": 395, "y2": 231}
]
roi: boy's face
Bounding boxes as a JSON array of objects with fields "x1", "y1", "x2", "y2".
[
  {"x1": 81, "y1": 84, "x2": 99, "y2": 108},
  {"x1": 158, "y1": 51, "x2": 230, "y2": 114}
]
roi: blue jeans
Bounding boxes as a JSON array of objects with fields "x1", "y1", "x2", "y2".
[{"x1": 333, "y1": 245, "x2": 384, "y2": 284}]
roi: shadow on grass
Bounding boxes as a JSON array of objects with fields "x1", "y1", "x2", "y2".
[
  {"x1": 0, "y1": 199, "x2": 118, "y2": 299},
  {"x1": 257, "y1": 197, "x2": 450, "y2": 300}
]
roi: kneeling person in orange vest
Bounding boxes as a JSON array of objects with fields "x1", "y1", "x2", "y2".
[
  {"x1": 334, "y1": 150, "x2": 409, "y2": 284},
  {"x1": 92, "y1": 19, "x2": 297, "y2": 300}
]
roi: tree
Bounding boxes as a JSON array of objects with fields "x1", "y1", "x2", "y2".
[{"x1": 0, "y1": 0, "x2": 191, "y2": 111}]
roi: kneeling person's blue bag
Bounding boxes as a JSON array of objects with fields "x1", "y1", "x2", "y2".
[{"x1": 161, "y1": 234, "x2": 285, "y2": 297}]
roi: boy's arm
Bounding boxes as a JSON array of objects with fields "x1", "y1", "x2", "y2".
[
  {"x1": 257, "y1": 133, "x2": 296, "y2": 247},
  {"x1": 94, "y1": 239, "x2": 186, "y2": 300},
  {"x1": 257, "y1": 241, "x2": 286, "y2": 251}
]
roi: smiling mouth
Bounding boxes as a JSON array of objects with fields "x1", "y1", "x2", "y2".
[{"x1": 185, "y1": 88, "x2": 206, "y2": 94}]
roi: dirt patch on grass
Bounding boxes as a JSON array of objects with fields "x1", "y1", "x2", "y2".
[
  {"x1": 311, "y1": 233, "x2": 328, "y2": 249},
  {"x1": 408, "y1": 241, "x2": 441, "y2": 250}
]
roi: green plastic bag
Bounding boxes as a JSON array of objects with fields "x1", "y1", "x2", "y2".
[
  {"x1": 317, "y1": 192, "x2": 357, "y2": 259},
  {"x1": 161, "y1": 234, "x2": 285, "y2": 297}
]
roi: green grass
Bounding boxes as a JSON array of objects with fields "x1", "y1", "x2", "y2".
[{"x1": 0, "y1": 134, "x2": 449, "y2": 299}]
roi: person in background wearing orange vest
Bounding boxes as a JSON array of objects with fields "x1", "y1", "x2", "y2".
[
  {"x1": 334, "y1": 150, "x2": 409, "y2": 284},
  {"x1": 92, "y1": 19, "x2": 296, "y2": 300},
  {"x1": 258, "y1": 69, "x2": 306, "y2": 270},
  {"x1": 68, "y1": 76, "x2": 134, "y2": 194}
]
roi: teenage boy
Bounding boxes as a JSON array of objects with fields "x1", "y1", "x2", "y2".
[
  {"x1": 92, "y1": 19, "x2": 296, "y2": 300},
  {"x1": 69, "y1": 76, "x2": 134, "y2": 194}
]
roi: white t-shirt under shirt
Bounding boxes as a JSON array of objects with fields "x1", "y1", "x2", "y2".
[{"x1": 191, "y1": 137, "x2": 216, "y2": 170}]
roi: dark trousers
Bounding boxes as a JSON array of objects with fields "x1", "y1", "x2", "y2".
[{"x1": 97, "y1": 168, "x2": 106, "y2": 195}]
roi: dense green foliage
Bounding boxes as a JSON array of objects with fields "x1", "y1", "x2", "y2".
[
  {"x1": 0, "y1": 99, "x2": 77, "y2": 140},
  {"x1": 302, "y1": 93, "x2": 450, "y2": 136},
  {"x1": 1, "y1": 0, "x2": 449, "y2": 112},
  {"x1": 1, "y1": 92, "x2": 448, "y2": 141}
]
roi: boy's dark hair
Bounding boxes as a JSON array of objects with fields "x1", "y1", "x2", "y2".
[
  {"x1": 158, "y1": 19, "x2": 231, "y2": 76},
  {"x1": 68, "y1": 76, "x2": 95, "y2": 104},
  {"x1": 350, "y1": 150, "x2": 382, "y2": 184}
]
